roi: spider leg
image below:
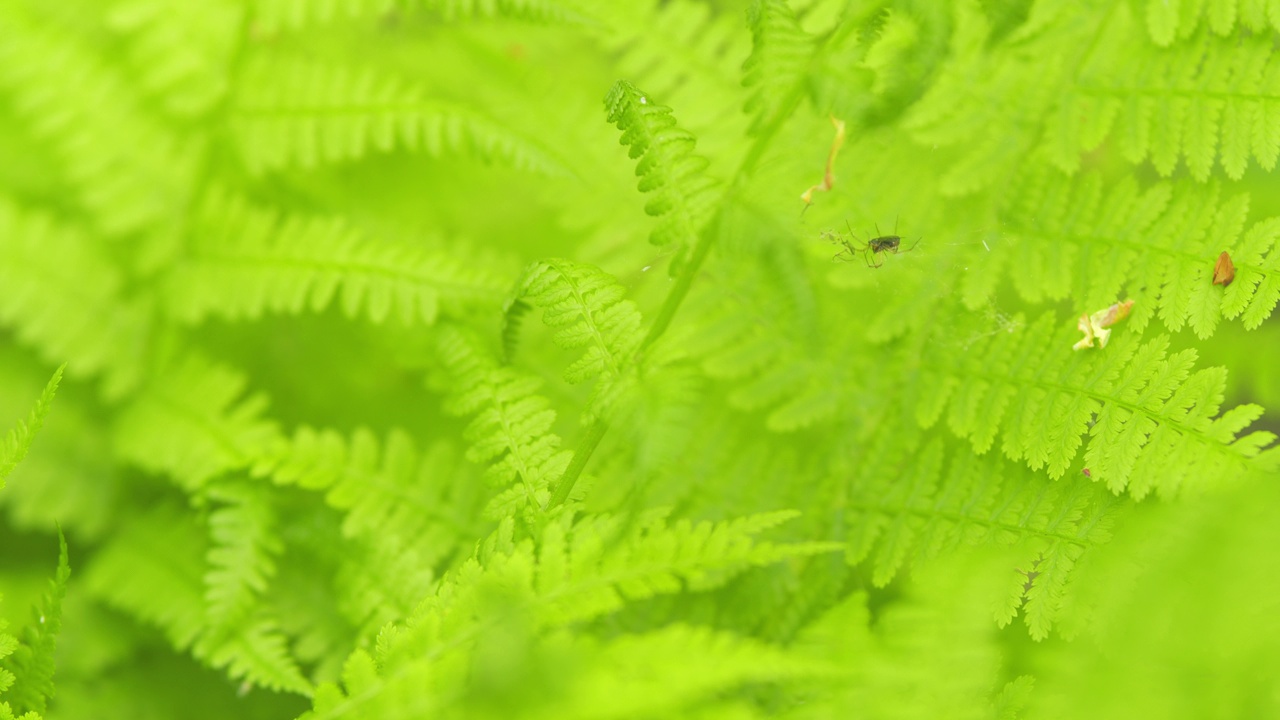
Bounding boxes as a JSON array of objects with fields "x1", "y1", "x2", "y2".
[
  {"x1": 864, "y1": 247, "x2": 882, "y2": 269},
  {"x1": 900, "y1": 236, "x2": 922, "y2": 253}
]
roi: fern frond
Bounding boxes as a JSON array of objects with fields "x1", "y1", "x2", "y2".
[
  {"x1": 0, "y1": 532, "x2": 69, "y2": 716},
  {"x1": 604, "y1": 80, "x2": 720, "y2": 250},
  {"x1": 742, "y1": 0, "x2": 814, "y2": 135},
  {"x1": 0, "y1": 366, "x2": 62, "y2": 490},
  {"x1": 533, "y1": 509, "x2": 842, "y2": 627},
  {"x1": 1221, "y1": 217, "x2": 1280, "y2": 330},
  {"x1": 105, "y1": 0, "x2": 243, "y2": 117},
  {"x1": 432, "y1": 325, "x2": 572, "y2": 518},
  {"x1": 112, "y1": 356, "x2": 280, "y2": 491},
  {"x1": 600, "y1": 1, "x2": 748, "y2": 123},
  {"x1": 1051, "y1": 8, "x2": 1280, "y2": 180},
  {"x1": 677, "y1": 255, "x2": 846, "y2": 431},
  {"x1": 548, "y1": 624, "x2": 832, "y2": 718},
  {"x1": 791, "y1": 558, "x2": 1013, "y2": 719},
  {"x1": 255, "y1": 425, "x2": 484, "y2": 569},
  {"x1": 513, "y1": 258, "x2": 643, "y2": 385},
  {"x1": 86, "y1": 502, "x2": 310, "y2": 694},
  {"x1": 163, "y1": 189, "x2": 505, "y2": 325},
  {"x1": 959, "y1": 168, "x2": 1280, "y2": 337},
  {"x1": 231, "y1": 55, "x2": 567, "y2": 175},
  {"x1": 0, "y1": 6, "x2": 197, "y2": 235},
  {"x1": 300, "y1": 510, "x2": 836, "y2": 718},
  {"x1": 251, "y1": 0, "x2": 396, "y2": 30},
  {"x1": 1144, "y1": 0, "x2": 1280, "y2": 45},
  {"x1": 251, "y1": 0, "x2": 581, "y2": 31},
  {"x1": 837, "y1": 404, "x2": 1118, "y2": 638},
  {"x1": 916, "y1": 312, "x2": 1274, "y2": 498},
  {"x1": 0, "y1": 201, "x2": 148, "y2": 396},
  {"x1": 194, "y1": 618, "x2": 311, "y2": 695},
  {"x1": 85, "y1": 505, "x2": 210, "y2": 650},
  {"x1": 203, "y1": 480, "x2": 282, "y2": 630}
]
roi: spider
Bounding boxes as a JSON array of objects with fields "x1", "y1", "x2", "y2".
[{"x1": 829, "y1": 220, "x2": 920, "y2": 268}]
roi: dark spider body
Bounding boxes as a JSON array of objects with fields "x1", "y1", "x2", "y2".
[{"x1": 830, "y1": 221, "x2": 919, "y2": 268}]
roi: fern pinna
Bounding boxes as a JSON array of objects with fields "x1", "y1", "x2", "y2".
[{"x1": 1, "y1": 1, "x2": 1280, "y2": 719}]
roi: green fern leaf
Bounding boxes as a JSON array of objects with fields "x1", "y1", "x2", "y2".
[
  {"x1": 298, "y1": 509, "x2": 836, "y2": 718},
  {"x1": 604, "y1": 80, "x2": 720, "y2": 250},
  {"x1": 0, "y1": 6, "x2": 197, "y2": 235},
  {"x1": 203, "y1": 480, "x2": 282, "y2": 630},
  {"x1": 549, "y1": 624, "x2": 832, "y2": 718},
  {"x1": 432, "y1": 325, "x2": 572, "y2": 517},
  {"x1": 839, "y1": 411, "x2": 1117, "y2": 637},
  {"x1": 195, "y1": 619, "x2": 311, "y2": 695},
  {"x1": 0, "y1": 202, "x2": 148, "y2": 396},
  {"x1": 535, "y1": 509, "x2": 841, "y2": 626},
  {"x1": 680, "y1": 257, "x2": 846, "y2": 431},
  {"x1": 742, "y1": 0, "x2": 814, "y2": 135},
  {"x1": 232, "y1": 55, "x2": 567, "y2": 175},
  {"x1": 960, "y1": 167, "x2": 1277, "y2": 337},
  {"x1": 601, "y1": 1, "x2": 748, "y2": 131},
  {"x1": 513, "y1": 259, "x2": 643, "y2": 384},
  {"x1": 1143, "y1": 0, "x2": 1280, "y2": 44},
  {"x1": 0, "y1": 366, "x2": 62, "y2": 491},
  {"x1": 1053, "y1": 8, "x2": 1280, "y2": 179},
  {"x1": 112, "y1": 356, "x2": 280, "y2": 491},
  {"x1": 85, "y1": 505, "x2": 210, "y2": 650},
  {"x1": 1222, "y1": 217, "x2": 1280, "y2": 329},
  {"x1": 255, "y1": 425, "x2": 485, "y2": 571},
  {"x1": 251, "y1": 0, "x2": 581, "y2": 31},
  {"x1": 0, "y1": 532, "x2": 69, "y2": 715},
  {"x1": 105, "y1": 0, "x2": 243, "y2": 117},
  {"x1": 918, "y1": 312, "x2": 1273, "y2": 498},
  {"x1": 164, "y1": 189, "x2": 504, "y2": 325}
]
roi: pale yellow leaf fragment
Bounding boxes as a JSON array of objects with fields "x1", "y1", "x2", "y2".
[{"x1": 1072, "y1": 299, "x2": 1134, "y2": 351}]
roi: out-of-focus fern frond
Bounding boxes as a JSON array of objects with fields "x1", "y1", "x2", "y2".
[
  {"x1": 0, "y1": 6, "x2": 198, "y2": 235},
  {"x1": 251, "y1": 0, "x2": 583, "y2": 32},
  {"x1": 0, "y1": 201, "x2": 149, "y2": 396},
  {"x1": 231, "y1": 55, "x2": 568, "y2": 175},
  {"x1": 163, "y1": 189, "x2": 506, "y2": 326},
  {"x1": 1144, "y1": 0, "x2": 1280, "y2": 45},
  {"x1": 105, "y1": 0, "x2": 244, "y2": 117},
  {"x1": 112, "y1": 356, "x2": 280, "y2": 491}
]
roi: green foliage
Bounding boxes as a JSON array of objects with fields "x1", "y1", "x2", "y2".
[
  {"x1": 1, "y1": 1, "x2": 1279, "y2": 718},
  {"x1": 0, "y1": 367, "x2": 61, "y2": 490}
]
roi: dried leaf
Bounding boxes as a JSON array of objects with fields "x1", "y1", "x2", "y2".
[
  {"x1": 1073, "y1": 300, "x2": 1134, "y2": 351},
  {"x1": 1213, "y1": 251, "x2": 1235, "y2": 286}
]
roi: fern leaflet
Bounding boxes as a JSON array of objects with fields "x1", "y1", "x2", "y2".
[
  {"x1": 164, "y1": 189, "x2": 505, "y2": 325},
  {"x1": 605, "y1": 80, "x2": 720, "y2": 251},
  {"x1": 914, "y1": 312, "x2": 1274, "y2": 498},
  {"x1": 0, "y1": 532, "x2": 69, "y2": 716},
  {"x1": 112, "y1": 356, "x2": 280, "y2": 491},
  {"x1": 960, "y1": 167, "x2": 1280, "y2": 337},
  {"x1": 432, "y1": 325, "x2": 572, "y2": 518},
  {"x1": 231, "y1": 55, "x2": 567, "y2": 175},
  {"x1": 0, "y1": 366, "x2": 62, "y2": 490},
  {"x1": 514, "y1": 259, "x2": 643, "y2": 383}
]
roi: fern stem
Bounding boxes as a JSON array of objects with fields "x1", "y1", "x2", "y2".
[{"x1": 547, "y1": 420, "x2": 608, "y2": 508}]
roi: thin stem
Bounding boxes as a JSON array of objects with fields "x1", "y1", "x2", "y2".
[{"x1": 547, "y1": 419, "x2": 608, "y2": 509}]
